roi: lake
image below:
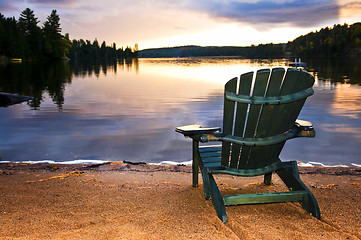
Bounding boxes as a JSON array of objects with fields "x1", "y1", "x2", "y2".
[{"x1": 1, "y1": 57, "x2": 361, "y2": 166}]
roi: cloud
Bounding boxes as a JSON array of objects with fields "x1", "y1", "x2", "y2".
[
  {"x1": 1, "y1": 0, "x2": 359, "y2": 48},
  {"x1": 189, "y1": 0, "x2": 341, "y2": 28},
  {"x1": 0, "y1": 0, "x2": 74, "y2": 20},
  {"x1": 0, "y1": 0, "x2": 18, "y2": 11},
  {"x1": 339, "y1": 1, "x2": 361, "y2": 21},
  {"x1": 1, "y1": 0, "x2": 77, "y2": 6},
  {"x1": 27, "y1": 0, "x2": 75, "y2": 4},
  {"x1": 0, "y1": 0, "x2": 355, "y2": 28}
]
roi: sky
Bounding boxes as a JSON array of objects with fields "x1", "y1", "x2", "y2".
[{"x1": 1, "y1": 0, "x2": 361, "y2": 50}]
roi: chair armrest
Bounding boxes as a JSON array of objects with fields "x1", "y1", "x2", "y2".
[
  {"x1": 175, "y1": 125, "x2": 221, "y2": 137},
  {"x1": 193, "y1": 120, "x2": 315, "y2": 145},
  {"x1": 295, "y1": 119, "x2": 315, "y2": 137}
]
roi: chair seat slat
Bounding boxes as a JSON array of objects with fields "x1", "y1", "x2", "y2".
[
  {"x1": 209, "y1": 161, "x2": 286, "y2": 176},
  {"x1": 201, "y1": 156, "x2": 222, "y2": 163}
]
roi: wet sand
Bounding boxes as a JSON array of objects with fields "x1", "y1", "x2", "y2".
[{"x1": 0, "y1": 162, "x2": 360, "y2": 239}]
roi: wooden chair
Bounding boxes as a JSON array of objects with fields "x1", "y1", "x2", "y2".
[{"x1": 176, "y1": 68, "x2": 320, "y2": 223}]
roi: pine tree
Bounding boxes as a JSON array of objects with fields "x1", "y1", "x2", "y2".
[
  {"x1": 43, "y1": 9, "x2": 70, "y2": 59},
  {"x1": 18, "y1": 8, "x2": 42, "y2": 58}
]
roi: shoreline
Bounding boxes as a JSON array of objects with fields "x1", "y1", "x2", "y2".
[
  {"x1": 1, "y1": 162, "x2": 360, "y2": 239},
  {"x1": 1, "y1": 159, "x2": 360, "y2": 168},
  {"x1": 1, "y1": 161, "x2": 361, "y2": 172}
]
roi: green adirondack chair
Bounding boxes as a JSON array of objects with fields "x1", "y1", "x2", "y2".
[{"x1": 176, "y1": 67, "x2": 320, "y2": 223}]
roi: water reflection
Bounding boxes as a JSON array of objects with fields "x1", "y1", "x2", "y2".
[
  {"x1": 0, "y1": 59, "x2": 140, "y2": 110},
  {"x1": 70, "y1": 58, "x2": 139, "y2": 78},
  {"x1": 0, "y1": 57, "x2": 361, "y2": 165},
  {"x1": 0, "y1": 61, "x2": 72, "y2": 109},
  {"x1": 306, "y1": 57, "x2": 361, "y2": 85},
  {"x1": 281, "y1": 58, "x2": 361, "y2": 165}
]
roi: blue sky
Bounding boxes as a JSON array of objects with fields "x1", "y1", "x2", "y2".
[{"x1": 1, "y1": 0, "x2": 360, "y2": 49}]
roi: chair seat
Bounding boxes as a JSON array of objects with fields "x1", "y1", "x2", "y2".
[
  {"x1": 199, "y1": 145, "x2": 288, "y2": 176},
  {"x1": 199, "y1": 145, "x2": 222, "y2": 168}
]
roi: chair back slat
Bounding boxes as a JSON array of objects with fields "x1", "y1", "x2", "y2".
[
  {"x1": 221, "y1": 78, "x2": 237, "y2": 166},
  {"x1": 227, "y1": 72, "x2": 253, "y2": 168}
]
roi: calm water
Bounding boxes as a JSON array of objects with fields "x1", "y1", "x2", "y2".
[{"x1": 0, "y1": 57, "x2": 361, "y2": 166}]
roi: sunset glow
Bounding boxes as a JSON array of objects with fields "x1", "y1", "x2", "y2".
[{"x1": 1, "y1": 0, "x2": 361, "y2": 49}]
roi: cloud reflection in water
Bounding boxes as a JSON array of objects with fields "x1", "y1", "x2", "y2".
[{"x1": 1, "y1": 58, "x2": 361, "y2": 165}]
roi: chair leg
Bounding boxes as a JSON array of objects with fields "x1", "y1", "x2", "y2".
[
  {"x1": 264, "y1": 172, "x2": 272, "y2": 185},
  {"x1": 200, "y1": 166, "x2": 211, "y2": 199},
  {"x1": 276, "y1": 161, "x2": 321, "y2": 219},
  {"x1": 192, "y1": 140, "x2": 212, "y2": 199},
  {"x1": 208, "y1": 170, "x2": 227, "y2": 223},
  {"x1": 192, "y1": 140, "x2": 199, "y2": 187}
]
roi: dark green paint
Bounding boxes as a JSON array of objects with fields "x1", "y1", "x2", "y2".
[{"x1": 176, "y1": 68, "x2": 320, "y2": 223}]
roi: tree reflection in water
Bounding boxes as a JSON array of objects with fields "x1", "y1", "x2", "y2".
[{"x1": 0, "y1": 58, "x2": 139, "y2": 110}]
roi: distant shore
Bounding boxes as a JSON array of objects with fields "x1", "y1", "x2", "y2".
[{"x1": 0, "y1": 162, "x2": 360, "y2": 239}]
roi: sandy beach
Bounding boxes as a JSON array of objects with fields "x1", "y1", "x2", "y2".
[{"x1": 0, "y1": 162, "x2": 360, "y2": 239}]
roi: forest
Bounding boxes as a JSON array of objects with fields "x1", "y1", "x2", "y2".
[
  {"x1": 0, "y1": 8, "x2": 138, "y2": 61},
  {"x1": 286, "y1": 23, "x2": 361, "y2": 57},
  {"x1": 68, "y1": 40, "x2": 138, "y2": 62},
  {"x1": 1, "y1": 8, "x2": 360, "y2": 60},
  {"x1": 140, "y1": 22, "x2": 361, "y2": 58},
  {"x1": 139, "y1": 44, "x2": 285, "y2": 58},
  {"x1": 0, "y1": 8, "x2": 71, "y2": 60}
]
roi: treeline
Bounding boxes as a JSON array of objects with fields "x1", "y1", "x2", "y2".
[
  {"x1": 2, "y1": 8, "x2": 360, "y2": 60},
  {"x1": 139, "y1": 44, "x2": 284, "y2": 58},
  {"x1": 0, "y1": 8, "x2": 71, "y2": 60},
  {"x1": 68, "y1": 40, "x2": 138, "y2": 62},
  {"x1": 0, "y1": 8, "x2": 138, "y2": 61},
  {"x1": 140, "y1": 22, "x2": 361, "y2": 58},
  {"x1": 286, "y1": 23, "x2": 361, "y2": 57}
]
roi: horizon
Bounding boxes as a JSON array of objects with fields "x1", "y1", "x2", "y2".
[{"x1": 1, "y1": 0, "x2": 361, "y2": 50}]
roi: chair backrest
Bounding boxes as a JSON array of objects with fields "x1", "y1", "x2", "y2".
[{"x1": 220, "y1": 68, "x2": 315, "y2": 170}]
